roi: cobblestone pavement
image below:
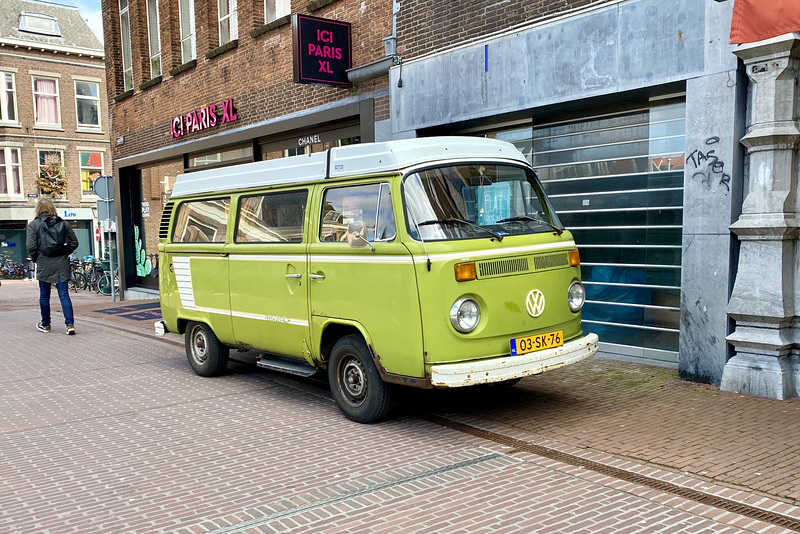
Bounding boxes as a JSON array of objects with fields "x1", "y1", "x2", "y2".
[{"x1": 2, "y1": 280, "x2": 800, "y2": 533}]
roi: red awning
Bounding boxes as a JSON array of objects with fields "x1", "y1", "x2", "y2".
[{"x1": 730, "y1": 0, "x2": 800, "y2": 44}]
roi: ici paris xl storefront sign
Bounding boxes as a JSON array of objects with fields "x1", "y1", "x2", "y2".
[
  {"x1": 170, "y1": 98, "x2": 238, "y2": 138},
  {"x1": 292, "y1": 14, "x2": 352, "y2": 87}
]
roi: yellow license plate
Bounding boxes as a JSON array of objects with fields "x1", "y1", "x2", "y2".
[{"x1": 510, "y1": 330, "x2": 564, "y2": 356}]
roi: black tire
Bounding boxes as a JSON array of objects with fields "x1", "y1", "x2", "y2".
[
  {"x1": 98, "y1": 273, "x2": 119, "y2": 296},
  {"x1": 328, "y1": 334, "x2": 392, "y2": 423},
  {"x1": 185, "y1": 321, "x2": 229, "y2": 377}
]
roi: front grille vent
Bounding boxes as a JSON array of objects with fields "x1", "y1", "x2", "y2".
[
  {"x1": 533, "y1": 252, "x2": 569, "y2": 271},
  {"x1": 478, "y1": 257, "x2": 530, "y2": 278},
  {"x1": 159, "y1": 202, "x2": 175, "y2": 240}
]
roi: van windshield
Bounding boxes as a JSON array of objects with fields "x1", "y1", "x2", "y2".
[{"x1": 403, "y1": 163, "x2": 563, "y2": 241}]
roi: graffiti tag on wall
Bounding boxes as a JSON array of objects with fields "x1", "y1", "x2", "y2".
[{"x1": 687, "y1": 137, "x2": 731, "y2": 192}]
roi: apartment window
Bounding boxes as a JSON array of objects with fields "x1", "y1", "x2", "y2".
[
  {"x1": 146, "y1": 0, "x2": 162, "y2": 77},
  {"x1": 19, "y1": 12, "x2": 61, "y2": 36},
  {"x1": 38, "y1": 149, "x2": 65, "y2": 195},
  {"x1": 0, "y1": 147, "x2": 22, "y2": 197},
  {"x1": 218, "y1": 0, "x2": 238, "y2": 44},
  {"x1": 0, "y1": 72, "x2": 16, "y2": 123},
  {"x1": 32, "y1": 76, "x2": 60, "y2": 126},
  {"x1": 80, "y1": 151, "x2": 103, "y2": 196},
  {"x1": 120, "y1": 0, "x2": 133, "y2": 91},
  {"x1": 265, "y1": 0, "x2": 290, "y2": 23},
  {"x1": 75, "y1": 81, "x2": 100, "y2": 128},
  {"x1": 179, "y1": 0, "x2": 196, "y2": 63}
]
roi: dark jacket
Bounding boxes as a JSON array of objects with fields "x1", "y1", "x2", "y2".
[{"x1": 26, "y1": 215, "x2": 79, "y2": 284}]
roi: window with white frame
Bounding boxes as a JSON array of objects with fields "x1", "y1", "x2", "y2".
[
  {"x1": 218, "y1": 0, "x2": 238, "y2": 44},
  {"x1": 75, "y1": 81, "x2": 100, "y2": 128},
  {"x1": 0, "y1": 147, "x2": 22, "y2": 197},
  {"x1": 146, "y1": 0, "x2": 162, "y2": 77},
  {"x1": 37, "y1": 149, "x2": 65, "y2": 196},
  {"x1": 120, "y1": 0, "x2": 133, "y2": 91},
  {"x1": 265, "y1": 0, "x2": 290, "y2": 23},
  {"x1": 19, "y1": 12, "x2": 61, "y2": 36},
  {"x1": 1, "y1": 72, "x2": 17, "y2": 123},
  {"x1": 79, "y1": 151, "x2": 103, "y2": 196},
  {"x1": 33, "y1": 76, "x2": 60, "y2": 126},
  {"x1": 179, "y1": 0, "x2": 196, "y2": 63}
]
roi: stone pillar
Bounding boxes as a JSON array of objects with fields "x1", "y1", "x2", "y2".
[{"x1": 721, "y1": 33, "x2": 800, "y2": 399}]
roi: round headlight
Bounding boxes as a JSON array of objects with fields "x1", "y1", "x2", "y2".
[
  {"x1": 450, "y1": 297, "x2": 481, "y2": 333},
  {"x1": 568, "y1": 281, "x2": 585, "y2": 312}
]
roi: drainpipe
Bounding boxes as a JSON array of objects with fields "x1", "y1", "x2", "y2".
[{"x1": 346, "y1": 0, "x2": 401, "y2": 85}]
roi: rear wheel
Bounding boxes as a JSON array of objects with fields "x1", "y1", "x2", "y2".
[
  {"x1": 185, "y1": 321, "x2": 229, "y2": 377},
  {"x1": 328, "y1": 334, "x2": 392, "y2": 423}
]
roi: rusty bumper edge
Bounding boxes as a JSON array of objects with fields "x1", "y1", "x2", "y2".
[{"x1": 429, "y1": 333, "x2": 600, "y2": 388}]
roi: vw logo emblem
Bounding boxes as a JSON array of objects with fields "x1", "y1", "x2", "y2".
[{"x1": 525, "y1": 289, "x2": 546, "y2": 318}]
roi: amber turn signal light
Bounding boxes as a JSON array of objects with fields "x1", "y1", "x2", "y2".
[
  {"x1": 454, "y1": 262, "x2": 477, "y2": 282},
  {"x1": 569, "y1": 249, "x2": 580, "y2": 267}
]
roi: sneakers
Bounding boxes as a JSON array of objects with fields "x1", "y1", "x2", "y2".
[
  {"x1": 66, "y1": 324, "x2": 76, "y2": 335},
  {"x1": 36, "y1": 322, "x2": 51, "y2": 333}
]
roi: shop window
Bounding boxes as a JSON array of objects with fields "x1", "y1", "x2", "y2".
[
  {"x1": 172, "y1": 198, "x2": 230, "y2": 243},
  {"x1": 188, "y1": 145, "x2": 252, "y2": 170},
  {"x1": 119, "y1": 0, "x2": 133, "y2": 91},
  {"x1": 146, "y1": 0, "x2": 162, "y2": 77},
  {"x1": 319, "y1": 183, "x2": 395, "y2": 243},
  {"x1": 265, "y1": 0, "x2": 290, "y2": 23},
  {"x1": 79, "y1": 151, "x2": 103, "y2": 197},
  {"x1": 179, "y1": 0, "x2": 196, "y2": 63},
  {"x1": 75, "y1": 81, "x2": 100, "y2": 128},
  {"x1": 32, "y1": 76, "x2": 60, "y2": 127},
  {"x1": 19, "y1": 12, "x2": 61, "y2": 36},
  {"x1": 218, "y1": 0, "x2": 238, "y2": 45},
  {"x1": 0, "y1": 147, "x2": 22, "y2": 197},
  {"x1": 0, "y1": 72, "x2": 17, "y2": 123},
  {"x1": 236, "y1": 189, "x2": 308, "y2": 243}
]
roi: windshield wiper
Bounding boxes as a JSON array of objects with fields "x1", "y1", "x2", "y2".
[
  {"x1": 418, "y1": 217, "x2": 505, "y2": 241},
  {"x1": 496, "y1": 215, "x2": 564, "y2": 235}
]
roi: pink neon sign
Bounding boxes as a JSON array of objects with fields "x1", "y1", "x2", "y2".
[{"x1": 170, "y1": 98, "x2": 238, "y2": 139}]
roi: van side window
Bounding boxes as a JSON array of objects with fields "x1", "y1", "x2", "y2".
[
  {"x1": 172, "y1": 198, "x2": 230, "y2": 243},
  {"x1": 235, "y1": 189, "x2": 308, "y2": 243},
  {"x1": 320, "y1": 183, "x2": 395, "y2": 243}
]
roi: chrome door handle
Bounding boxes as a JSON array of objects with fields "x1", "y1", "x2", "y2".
[
  {"x1": 285, "y1": 273, "x2": 301, "y2": 279},
  {"x1": 309, "y1": 273, "x2": 325, "y2": 280}
]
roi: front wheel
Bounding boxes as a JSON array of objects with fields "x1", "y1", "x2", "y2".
[
  {"x1": 185, "y1": 321, "x2": 229, "y2": 377},
  {"x1": 328, "y1": 334, "x2": 392, "y2": 423}
]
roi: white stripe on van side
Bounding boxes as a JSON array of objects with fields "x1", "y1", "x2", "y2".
[
  {"x1": 229, "y1": 310, "x2": 309, "y2": 327},
  {"x1": 228, "y1": 254, "x2": 306, "y2": 262},
  {"x1": 309, "y1": 255, "x2": 414, "y2": 264}
]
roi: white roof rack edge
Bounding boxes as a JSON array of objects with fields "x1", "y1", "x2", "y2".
[{"x1": 169, "y1": 136, "x2": 529, "y2": 199}]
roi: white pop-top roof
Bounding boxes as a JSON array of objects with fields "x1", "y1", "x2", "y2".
[{"x1": 169, "y1": 136, "x2": 529, "y2": 199}]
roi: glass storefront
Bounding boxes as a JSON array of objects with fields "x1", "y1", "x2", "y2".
[{"x1": 490, "y1": 100, "x2": 686, "y2": 365}]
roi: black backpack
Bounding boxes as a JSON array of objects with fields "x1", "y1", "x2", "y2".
[{"x1": 37, "y1": 216, "x2": 73, "y2": 257}]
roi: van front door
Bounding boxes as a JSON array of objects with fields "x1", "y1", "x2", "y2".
[{"x1": 227, "y1": 189, "x2": 311, "y2": 359}]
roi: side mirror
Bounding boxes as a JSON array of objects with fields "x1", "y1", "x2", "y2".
[{"x1": 346, "y1": 221, "x2": 374, "y2": 251}]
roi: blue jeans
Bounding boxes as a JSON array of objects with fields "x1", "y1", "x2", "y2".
[{"x1": 39, "y1": 277, "x2": 74, "y2": 327}]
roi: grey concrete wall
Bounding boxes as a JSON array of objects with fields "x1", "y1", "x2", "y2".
[
  {"x1": 679, "y1": 70, "x2": 746, "y2": 383},
  {"x1": 391, "y1": 0, "x2": 736, "y2": 134}
]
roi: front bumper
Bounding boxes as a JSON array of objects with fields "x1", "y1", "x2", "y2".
[{"x1": 429, "y1": 332, "x2": 599, "y2": 387}]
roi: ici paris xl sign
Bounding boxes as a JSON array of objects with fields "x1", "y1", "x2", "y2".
[{"x1": 170, "y1": 98, "x2": 238, "y2": 138}]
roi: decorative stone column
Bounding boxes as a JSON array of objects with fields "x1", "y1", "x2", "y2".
[{"x1": 721, "y1": 34, "x2": 800, "y2": 399}]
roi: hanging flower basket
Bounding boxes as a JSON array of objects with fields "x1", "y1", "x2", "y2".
[{"x1": 37, "y1": 161, "x2": 68, "y2": 196}]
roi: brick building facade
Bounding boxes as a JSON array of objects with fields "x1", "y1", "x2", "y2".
[
  {"x1": 0, "y1": 0, "x2": 110, "y2": 264},
  {"x1": 102, "y1": 0, "x2": 394, "y2": 294}
]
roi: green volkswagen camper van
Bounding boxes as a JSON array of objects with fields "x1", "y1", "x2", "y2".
[{"x1": 156, "y1": 137, "x2": 598, "y2": 423}]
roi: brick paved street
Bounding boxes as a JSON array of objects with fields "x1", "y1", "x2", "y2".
[{"x1": 2, "y1": 280, "x2": 800, "y2": 533}]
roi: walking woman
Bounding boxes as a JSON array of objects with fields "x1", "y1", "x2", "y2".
[{"x1": 26, "y1": 198, "x2": 79, "y2": 335}]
